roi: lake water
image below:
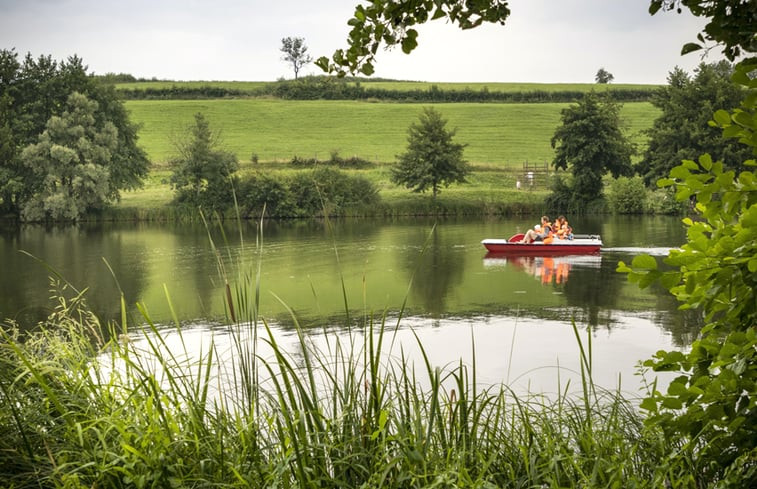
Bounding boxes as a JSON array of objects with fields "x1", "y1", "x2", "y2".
[{"x1": 0, "y1": 215, "x2": 699, "y2": 395}]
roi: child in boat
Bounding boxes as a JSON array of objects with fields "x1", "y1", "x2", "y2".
[
  {"x1": 520, "y1": 216, "x2": 552, "y2": 243},
  {"x1": 555, "y1": 215, "x2": 574, "y2": 240}
]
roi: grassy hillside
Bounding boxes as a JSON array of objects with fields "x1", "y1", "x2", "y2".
[{"x1": 126, "y1": 99, "x2": 659, "y2": 165}]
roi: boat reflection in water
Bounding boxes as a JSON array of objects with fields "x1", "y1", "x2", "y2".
[{"x1": 483, "y1": 252, "x2": 602, "y2": 286}]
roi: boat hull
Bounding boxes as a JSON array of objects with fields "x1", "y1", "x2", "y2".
[{"x1": 481, "y1": 237, "x2": 602, "y2": 255}]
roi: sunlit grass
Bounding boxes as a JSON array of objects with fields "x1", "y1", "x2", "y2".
[{"x1": 125, "y1": 99, "x2": 659, "y2": 165}]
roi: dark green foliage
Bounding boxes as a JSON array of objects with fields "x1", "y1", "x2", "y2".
[
  {"x1": 289, "y1": 151, "x2": 373, "y2": 169},
  {"x1": 94, "y1": 72, "x2": 137, "y2": 83},
  {"x1": 637, "y1": 61, "x2": 750, "y2": 185},
  {"x1": 117, "y1": 77, "x2": 655, "y2": 103},
  {"x1": 649, "y1": 0, "x2": 757, "y2": 61},
  {"x1": 0, "y1": 49, "x2": 149, "y2": 219},
  {"x1": 239, "y1": 167, "x2": 380, "y2": 218},
  {"x1": 392, "y1": 107, "x2": 469, "y2": 198},
  {"x1": 644, "y1": 187, "x2": 688, "y2": 215},
  {"x1": 606, "y1": 176, "x2": 647, "y2": 214},
  {"x1": 117, "y1": 84, "x2": 249, "y2": 99},
  {"x1": 239, "y1": 172, "x2": 296, "y2": 217},
  {"x1": 620, "y1": 59, "x2": 757, "y2": 487},
  {"x1": 170, "y1": 113, "x2": 239, "y2": 211},
  {"x1": 19, "y1": 92, "x2": 118, "y2": 221},
  {"x1": 550, "y1": 93, "x2": 634, "y2": 207}
]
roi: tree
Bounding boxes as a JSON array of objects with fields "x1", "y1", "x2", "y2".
[
  {"x1": 391, "y1": 107, "x2": 469, "y2": 199},
  {"x1": 280, "y1": 37, "x2": 313, "y2": 80},
  {"x1": 636, "y1": 61, "x2": 750, "y2": 185},
  {"x1": 0, "y1": 49, "x2": 149, "y2": 218},
  {"x1": 549, "y1": 93, "x2": 634, "y2": 207},
  {"x1": 170, "y1": 113, "x2": 238, "y2": 210},
  {"x1": 594, "y1": 67, "x2": 614, "y2": 83},
  {"x1": 19, "y1": 92, "x2": 117, "y2": 221}
]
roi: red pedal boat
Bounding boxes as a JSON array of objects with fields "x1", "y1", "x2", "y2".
[{"x1": 481, "y1": 233, "x2": 602, "y2": 255}]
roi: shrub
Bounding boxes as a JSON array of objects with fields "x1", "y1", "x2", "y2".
[
  {"x1": 606, "y1": 176, "x2": 647, "y2": 214},
  {"x1": 238, "y1": 168, "x2": 380, "y2": 218},
  {"x1": 288, "y1": 152, "x2": 373, "y2": 169},
  {"x1": 645, "y1": 187, "x2": 687, "y2": 215},
  {"x1": 239, "y1": 173, "x2": 296, "y2": 218}
]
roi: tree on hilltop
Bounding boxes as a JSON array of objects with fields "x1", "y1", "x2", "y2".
[
  {"x1": 595, "y1": 67, "x2": 614, "y2": 83},
  {"x1": 280, "y1": 37, "x2": 313, "y2": 80}
]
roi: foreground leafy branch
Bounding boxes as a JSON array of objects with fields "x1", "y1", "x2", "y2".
[{"x1": 619, "y1": 60, "x2": 757, "y2": 486}]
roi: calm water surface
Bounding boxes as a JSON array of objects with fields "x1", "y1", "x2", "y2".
[{"x1": 1, "y1": 216, "x2": 699, "y2": 394}]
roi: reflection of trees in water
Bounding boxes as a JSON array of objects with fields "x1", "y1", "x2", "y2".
[
  {"x1": 0, "y1": 222, "x2": 149, "y2": 329},
  {"x1": 647, "y1": 282, "x2": 704, "y2": 347},
  {"x1": 561, "y1": 257, "x2": 622, "y2": 329},
  {"x1": 401, "y1": 226, "x2": 465, "y2": 319}
]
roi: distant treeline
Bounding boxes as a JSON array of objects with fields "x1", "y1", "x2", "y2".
[{"x1": 110, "y1": 77, "x2": 656, "y2": 103}]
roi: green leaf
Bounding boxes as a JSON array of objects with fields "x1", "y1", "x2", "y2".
[
  {"x1": 631, "y1": 254, "x2": 658, "y2": 271},
  {"x1": 681, "y1": 43, "x2": 702, "y2": 55},
  {"x1": 713, "y1": 109, "x2": 731, "y2": 126},
  {"x1": 360, "y1": 61, "x2": 375, "y2": 76},
  {"x1": 401, "y1": 29, "x2": 418, "y2": 54},
  {"x1": 698, "y1": 153, "x2": 713, "y2": 170},
  {"x1": 639, "y1": 397, "x2": 658, "y2": 412}
]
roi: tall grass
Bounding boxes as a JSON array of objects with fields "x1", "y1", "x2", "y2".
[{"x1": 0, "y1": 219, "x2": 680, "y2": 488}]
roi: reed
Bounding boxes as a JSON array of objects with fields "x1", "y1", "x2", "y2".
[{"x1": 0, "y1": 220, "x2": 678, "y2": 488}]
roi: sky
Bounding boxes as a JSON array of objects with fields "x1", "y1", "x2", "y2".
[{"x1": 0, "y1": 0, "x2": 722, "y2": 84}]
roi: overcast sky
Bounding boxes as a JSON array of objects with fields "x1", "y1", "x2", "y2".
[{"x1": 0, "y1": 0, "x2": 720, "y2": 84}]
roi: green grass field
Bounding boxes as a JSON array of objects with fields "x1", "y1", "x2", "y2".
[{"x1": 126, "y1": 99, "x2": 659, "y2": 166}]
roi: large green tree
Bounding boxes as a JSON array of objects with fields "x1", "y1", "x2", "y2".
[
  {"x1": 549, "y1": 93, "x2": 634, "y2": 208},
  {"x1": 19, "y1": 92, "x2": 117, "y2": 221},
  {"x1": 0, "y1": 49, "x2": 149, "y2": 218},
  {"x1": 391, "y1": 107, "x2": 469, "y2": 199},
  {"x1": 170, "y1": 112, "x2": 238, "y2": 210},
  {"x1": 637, "y1": 61, "x2": 749, "y2": 185}
]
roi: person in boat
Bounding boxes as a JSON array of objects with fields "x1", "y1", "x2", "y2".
[
  {"x1": 555, "y1": 215, "x2": 573, "y2": 240},
  {"x1": 520, "y1": 216, "x2": 552, "y2": 243}
]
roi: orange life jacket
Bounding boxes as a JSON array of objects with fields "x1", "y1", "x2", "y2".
[
  {"x1": 542, "y1": 221, "x2": 555, "y2": 244},
  {"x1": 556, "y1": 220, "x2": 569, "y2": 239}
]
